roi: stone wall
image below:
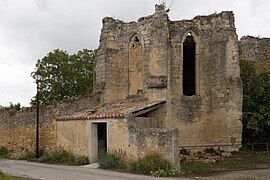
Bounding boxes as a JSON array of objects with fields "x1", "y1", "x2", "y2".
[
  {"x1": 94, "y1": 4, "x2": 169, "y2": 103},
  {"x1": 127, "y1": 121, "x2": 179, "y2": 165},
  {"x1": 94, "y1": 6, "x2": 242, "y2": 147},
  {"x1": 167, "y1": 11, "x2": 242, "y2": 146},
  {"x1": 239, "y1": 36, "x2": 270, "y2": 71},
  {"x1": 56, "y1": 117, "x2": 179, "y2": 164},
  {"x1": 0, "y1": 95, "x2": 100, "y2": 153}
]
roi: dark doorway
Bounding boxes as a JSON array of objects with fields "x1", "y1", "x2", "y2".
[
  {"x1": 183, "y1": 33, "x2": 196, "y2": 96},
  {"x1": 97, "y1": 123, "x2": 107, "y2": 154}
]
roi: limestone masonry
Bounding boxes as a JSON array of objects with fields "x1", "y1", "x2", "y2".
[
  {"x1": 2, "y1": 4, "x2": 269, "y2": 164},
  {"x1": 94, "y1": 4, "x2": 242, "y2": 147}
]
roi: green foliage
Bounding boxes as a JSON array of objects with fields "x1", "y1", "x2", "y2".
[
  {"x1": 31, "y1": 49, "x2": 97, "y2": 105},
  {"x1": 98, "y1": 152, "x2": 123, "y2": 169},
  {"x1": 129, "y1": 154, "x2": 181, "y2": 177},
  {"x1": 15, "y1": 149, "x2": 35, "y2": 160},
  {"x1": 40, "y1": 150, "x2": 88, "y2": 166},
  {"x1": 240, "y1": 60, "x2": 270, "y2": 143},
  {"x1": 0, "y1": 170, "x2": 32, "y2": 180},
  {"x1": 46, "y1": 150, "x2": 74, "y2": 164},
  {"x1": 17, "y1": 149, "x2": 34, "y2": 160},
  {"x1": 0, "y1": 171, "x2": 11, "y2": 180},
  {"x1": 181, "y1": 150, "x2": 270, "y2": 174},
  {"x1": 74, "y1": 155, "x2": 89, "y2": 166},
  {"x1": 97, "y1": 152, "x2": 181, "y2": 177},
  {"x1": 0, "y1": 146, "x2": 9, "y2": 158}
]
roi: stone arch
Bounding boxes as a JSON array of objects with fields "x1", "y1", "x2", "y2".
[
  {"x1": 181, "y1": 30, "x2": 200, "y2": 96},
  {"x1": 128, "y1": 34, "x2": 143, "y2": 96}
]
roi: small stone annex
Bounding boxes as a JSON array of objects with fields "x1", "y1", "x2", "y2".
[{"x1": 55, "y1": 4, "x2": 242, "y2": 164}]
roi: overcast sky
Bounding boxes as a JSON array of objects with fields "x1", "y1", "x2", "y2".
[{"x1": 0, "y1": 0, "x2": 269, "y2": 107}]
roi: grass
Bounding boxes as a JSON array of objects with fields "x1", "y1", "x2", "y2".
[
  {"x1": 181, "y1": 161, "x2": 216, "y2": 174},
  {"x1": 0, "y1": 146, "x2": 9, "y2": 158},
  {"x1": 0, "y1": 171, "x2": 32, "y2": 180},
  {"x1": 181, "y1": 153, "x2": 270, "y2": 175},
  {"x1": 97, "y1": 152, "x2": 182, "y2": 177}
]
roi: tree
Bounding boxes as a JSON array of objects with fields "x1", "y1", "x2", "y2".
[
  {"x1": 31, "y1": 49, "x2": 96, "y2": 105},
  {"x1": 240, "y1": 60, "x2": 270, "y2": 143}
]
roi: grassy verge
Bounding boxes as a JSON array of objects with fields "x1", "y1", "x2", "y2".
[
  {"x1": 0, "y1": 171, "x2": 32, "y2": 180},
  {"x1": 0, "y1": 146, "x2": 89, "y2": 166},
  {"x1": 98, "y1": 152, "x2": 182, "y2": 177},
  {"x1": 181, "y1": 153, "x2": 270, "y2": 174}
]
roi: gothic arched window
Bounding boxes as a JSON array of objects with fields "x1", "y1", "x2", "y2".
[{"x1": 183, "y1": 33, "x2": 196, "y2": 96}]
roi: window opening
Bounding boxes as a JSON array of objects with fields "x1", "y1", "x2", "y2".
[
  {"x1": 183, "y1": 33, "x2": 196, "y2": 96},
  {"x1": 134, "y1": 36, "x2": 139, "y2": 42},
  {"x1": 128, "y1": 35, "x2": 143, "y2": 96}
]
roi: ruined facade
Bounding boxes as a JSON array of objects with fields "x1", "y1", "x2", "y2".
[
  {"x1": 94, "y1": 4, "x2": 242, "y2": 147},
  {"x1": 56, "y1": 5, "x2": 243, "y2": 164}
]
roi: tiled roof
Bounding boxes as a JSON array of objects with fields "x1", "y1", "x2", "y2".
[{"x1": 57, "y1": 98, "x2": 165, "y2": 121}]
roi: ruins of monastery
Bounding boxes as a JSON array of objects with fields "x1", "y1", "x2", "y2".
[{"x1": 1, "y1": 4, "x2": 270, "y2": 164}]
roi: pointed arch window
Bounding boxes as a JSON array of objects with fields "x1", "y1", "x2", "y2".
[{"x1": 183, "y1": 33, "x2": 196, "y2": 96}]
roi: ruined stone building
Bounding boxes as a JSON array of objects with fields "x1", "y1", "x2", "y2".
[
  {"x1": 55, "y1": 4, "x2": 242, "y2": 164},
  {"x1": 0, "y1": 5, "x2": 245, "y2": 164}
]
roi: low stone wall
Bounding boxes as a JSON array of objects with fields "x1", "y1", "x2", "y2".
[
  {"x1": 0, "y1": 95, "x2": 99, "y2": 154},
  {"x1": 0, "y1": 106, "x2": 56, "y2": 153},
  {"x1": 239, "y1": 36, "x2": 270, "y2": 63},
  {"x1": 239, "y1": 36, "x2": 270, "y2": 71},
  {"x1": 127, "y1": 121, "x2": 179, "y2": 165}
]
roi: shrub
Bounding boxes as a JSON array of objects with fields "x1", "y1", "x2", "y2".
[
  {"x1": 74, "y1": 155, "x2": 89, "y2": 165},
  {"x1": 129, "y1": 153, "x2": 181, "y2": 177},
  {"x1": 15, "y1": 149, "x2": 35, "y2": 160},
  {"x1": 41, "y1": 150, "x2": 89, "y2": 166},
  {"x1": 98, "y1": 152, "x2": 123, "y2": 169},
  {"x1": 43, "y1": 150, "x2": 74, "y2": 164},
  {"x1": 0, "y1": 146, "x2": 9, "y2": 158}
]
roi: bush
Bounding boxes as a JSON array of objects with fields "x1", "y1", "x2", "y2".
[
  {"x1": 0, "y1": 146, "x2": 9, "y2": 158},
  {"x1": 98, "y1": 152, "x2": 123, "y2": 169},
  {"x1": 74, "y1": 155, "x2": 89, "y2": 165},
  {"x1": 129, "y1": 153, "x2": 181, "y2": 177},
  {"x1": 47, "y1": 150, "x2": 74, "y2": 164},
  {"x1": 15, "y1": 149, "x2": 35, "y2": 160},
  {"x1": 41, "y1": 150, "x2": 89, "y2": 166}
]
